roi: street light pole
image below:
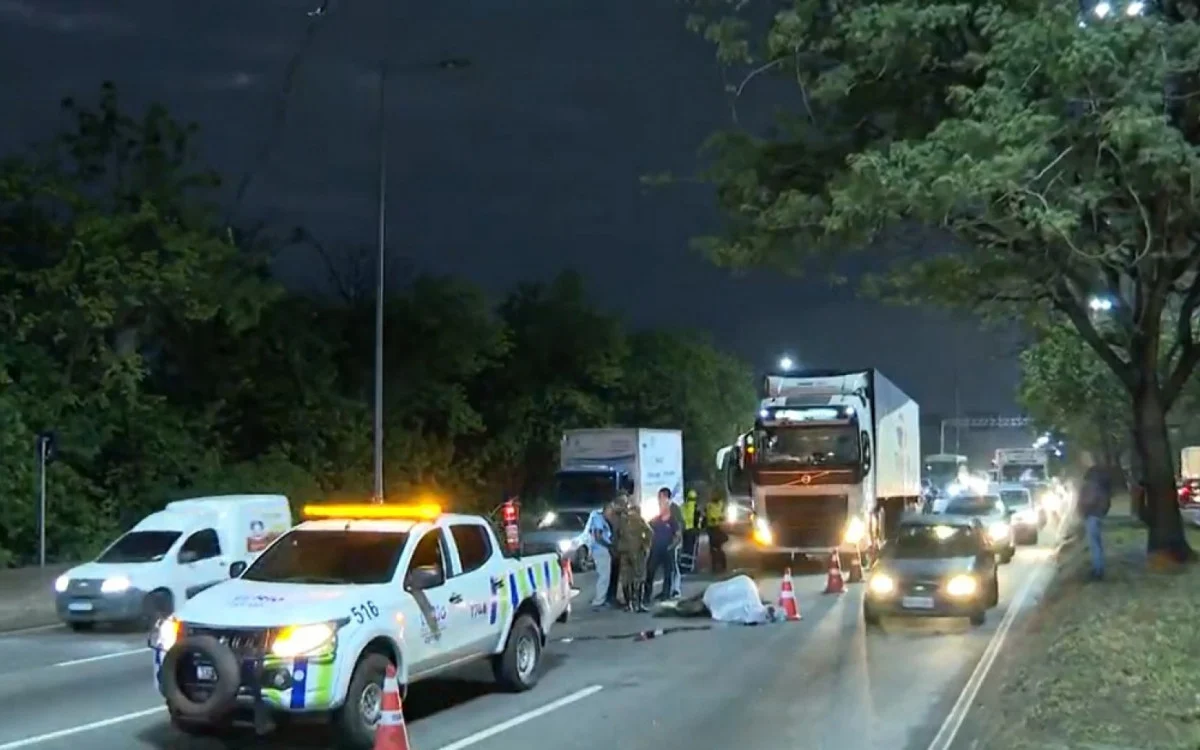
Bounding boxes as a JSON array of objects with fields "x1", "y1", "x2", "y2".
[{"x1": 372, "y1": 62, "x2": 387, "y2": 504}]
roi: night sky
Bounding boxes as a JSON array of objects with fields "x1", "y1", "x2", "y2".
[{"x1": 0, "y1": 0, "x2": 1023, "y2": 417}]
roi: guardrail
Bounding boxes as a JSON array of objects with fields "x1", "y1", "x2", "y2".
[{"x1": 0, "y1": 564, "x2": 71, "y2": 633}]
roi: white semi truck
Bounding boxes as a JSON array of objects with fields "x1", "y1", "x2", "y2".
[
  {"x1": 745, "y1": 369, "x2": 921, "y2": 569},
  {"x1": 553, "y1": 428, "x2": 683, "y2": 519}
]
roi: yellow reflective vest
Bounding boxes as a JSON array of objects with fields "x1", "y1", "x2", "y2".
[
  {"x1": 681, "y1": 498, "x2": 698, "y2": 530},
  {"x1": 705, "y1": 499, "x2": 725, "y2": 527}
]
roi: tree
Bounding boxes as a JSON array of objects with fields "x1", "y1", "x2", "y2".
[{"x1": 684, "y1": 0, "x2": 1200, "y2": 560}]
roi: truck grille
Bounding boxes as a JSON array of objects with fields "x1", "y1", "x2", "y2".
[
  {"x1": 762, "y1": 495, "x2": 848, "y2": 549},
  {"x1": 184, "y1": 625, "x2": 273, "y2": 655}
]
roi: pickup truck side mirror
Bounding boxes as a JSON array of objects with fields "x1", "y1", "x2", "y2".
[
  {"x1": 229, "y1": 561, "x2": 247, "y2": 578},
  {"x1": 405, "y1": 566, "x2": 443, "y2": 591}
]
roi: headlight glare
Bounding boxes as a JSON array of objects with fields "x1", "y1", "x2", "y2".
[
  {"x1": 271, "y1": 623, "x2": 336, "y2": 657},
  {"x1": 987, "y1": 522, "x2": 1010, "y2": 541},
  {"x1": 844, "y1": 517, "x2": 867, "y2": 544},
  {"x1": 945, "y1": 574, "x2": 977, "y2": 597},
  {"x1": 54, "y1": 575, "x2": 69, "y2": 593},
  {"x1": 752, "y1": 517, "x2": 773, "y2": 546},
  {"x1": 557, "y1": 538, "x2": 572, "y2": 553},
  {"x1": 868, "y1": 573, "x2": 895, "y2": 595},
  {"x1": 100, "y1": 576, "x2": 132, "y2": 593},
  {"x1": 157, "y1": 617, "x2": 181, "y2": 650}
]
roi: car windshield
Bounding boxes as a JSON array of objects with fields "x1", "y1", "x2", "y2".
[
  {"x1": 944, "y1": 495, "x2": 1000, "y2": 515},
  {"x1": 96, "y1": 530, "x2": 181, "y2": 563},
  {"x1": 241, "y1": 529, "x2": 408, "y2": 585},
  {"x1": 551, "y1": 472, "x2": 614, "y2": 509},
  {"x1": 892, "y1": 524, "x2": 980, "y2": 559},
  {"x1": 1000, "y1": 490, "x2": 1031, "y2": 508},
  {"x1": 757, "y1": 425, "x2": 859, "y2": 466},
  {"x1": 534, "y1": 510, "x2": 590, "y2": 531}
]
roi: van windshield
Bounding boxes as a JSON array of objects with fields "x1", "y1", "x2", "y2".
[
  {"x1": 97, "y1": 531, "x2": 181, "y2": 563},
  {"x1": 241, "y1": 529, "x2": 409, "y2": 585}
]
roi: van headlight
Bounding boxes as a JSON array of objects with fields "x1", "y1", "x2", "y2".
[
  {"x1": 271, "y1": 623, "x2": 337, "y2": 657},
  {"x1": 752, "y1": 517, "x2": 773, "y2": 546},
  {"x1": 54, "y1": 575, "x2": 69, "y2": 593},
  {"x1": 844, "y1": 517, "x2": 867, "y2": 545},
  {"x1": 987, "y1": 522, "x2": 1010, "y2": 541},
  {"x1": 100, "y1": 576, "x2": 132, "y2": 594},
  {"x1": 868, "y1": 573, "x2": 895, "y2": 596},
  {"x1": 157, "y1": 617, "x2": 181, "y2": 651},
  {"x1": 557, "y1": 538, "x2": 572, "y2": 553},
  {"x1": 945, "y1": 575, "x2": 978, "y2": 597}
]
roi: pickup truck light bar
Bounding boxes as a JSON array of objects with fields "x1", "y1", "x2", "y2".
[{"x1": 301, "y1": 503, "x2": 442, "y2": 520}]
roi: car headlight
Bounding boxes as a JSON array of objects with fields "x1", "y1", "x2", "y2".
[
  {"x1": 100, "y1": 576, "x2": 132, "y2": 594},
  {"x1": 1013, "y1": 508, "x2": 1037, "y2": 523},
  {"x1": 271, "y1": 623, "x2": 337, "y2": 657},
  {"x1": 752, "y1": 517, "x2": 773, "y2": 546},
  {"x1": 538, "y1": 512, "x2": 557, "y2": 529},
  {"x1": 725, "y1": 505, "x2": 739, "y2": 524},
  {"x1": 987, "y1": 522, "x2": 1010, "y2": 541},
  {"x1": 157, "y1": 617, "x2": 181, "y2": 651},
  {"x1": 945, "y1": 574, "x2": 978, "y2": 597},
  {"x1": 868, "y1": 573, "x2": 895, "y2": 596},
  {"x1": 843, "y1": 517, "x2": 867, "y2": 545},
  {"x1": 54, "y1": 575, "x2": 69, "y2": 593},
  {"x1": 557, "y1": 538, "x2": 572, "y2": 553}
]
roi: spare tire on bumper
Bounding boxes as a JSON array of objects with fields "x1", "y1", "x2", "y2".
[{"x1": 160, "y1": 635, "x2": 242, "y2": 726}]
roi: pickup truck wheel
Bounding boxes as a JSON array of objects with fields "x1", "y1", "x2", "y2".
[
  {"x1": 492, "y1": 614, "x2": 541, "y2": 692},
  {"x1": 333, "y1": 652, "x2": 393, "y2": 750}
]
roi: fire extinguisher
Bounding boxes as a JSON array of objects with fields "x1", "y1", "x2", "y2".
[{"x1": 500, "y1": 496, "x2": 520, "y2": 555}]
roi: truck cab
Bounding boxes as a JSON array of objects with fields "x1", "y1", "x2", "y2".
[{"x1": 151, "y1": 502, "x2": 570, "y2": 750}]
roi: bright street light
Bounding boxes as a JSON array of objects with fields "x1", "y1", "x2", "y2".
[
  {"x1": 1093, "y1": 1, "x2": 1112, "y2": 17},
  {"x1": 1088, "y1": 296, "x2": 1114, "y2": 312},
  {"x1": 779, "y1": 355, "x2": 794, "y2": 371}
]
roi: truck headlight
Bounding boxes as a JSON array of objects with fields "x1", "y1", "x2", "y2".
[
  {"x1": 987, "y1": 522, "x2": 1010, "y2": 541},
  {"x1": 868, "y1": 573, "x2": 895, "y2": 596},
  {"x1": 100, "y1": 576, "x2": 132, "y2": 594},
  {"x1": 54, "y1": 575, "x2": 69, "y2": 593},
  {"x1": 557, "y1": 538, "x2": 572, "y2": 553},
  {"x1": 945, "y1": 574, "x2": 977, "y2": 597},
  {"x1": 271, "y1": 623, "x2": 336, "y2": 657},
  {"x1": 752, "y1": 517, "x2": 773, "y2": 546},
  {"x1": 157, "y1": 617, "x2": 181, "y2": 651},
  {"x1": 844, "y1": 517, "x2": 867, "y2": 545}
]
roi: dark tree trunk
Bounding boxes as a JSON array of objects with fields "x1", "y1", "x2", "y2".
[{"x1": 1131, "y1": 380, "x2": 1195, "y2": 562}]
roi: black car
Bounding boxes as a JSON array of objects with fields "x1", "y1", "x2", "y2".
[
  {"x1": 939, "y1": 492, "x2": 1016, "y2": 564},
  {"x1": 864, "y1": 515, "x2": 1000, "y2": 627}
]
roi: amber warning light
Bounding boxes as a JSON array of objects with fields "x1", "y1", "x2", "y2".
[{"x1": 301, "y1": 503, "x2": 442, "y2": 521}]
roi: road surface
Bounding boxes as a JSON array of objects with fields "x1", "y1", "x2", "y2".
[{"x1": 0, "y1": 545, "x2": 1053, "y2": 750}]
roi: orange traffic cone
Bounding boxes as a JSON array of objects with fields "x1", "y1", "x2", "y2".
[
  {"x1": 374, "y1": 664, "x2": 410, "y2": 750},
  {"x1": 778, "y1": 568, "x2": 801, "y2": 620},
  {"x1": 824, "y1": 549, "x2": 845, "y2": 594},
  {"x1": 847, "y1": 547, "x2": 864, "y2": 583}
]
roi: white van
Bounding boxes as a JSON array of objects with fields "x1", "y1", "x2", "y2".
[{"x1": 54, "y1": 494, "x2": 292, "y2": 630}]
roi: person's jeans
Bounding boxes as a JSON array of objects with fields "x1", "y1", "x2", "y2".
[
  {"x1": 1085, "y1": 515, "x2": 1104, "y2": 577},
  {"x1": 669, "y1": 546, "x2": 681, "y2": 596},
  {"x1": 591, "y1": 545, "x2": 612, "y2": 607},
  {"x1": 645, "y1": 546, "x2": 672, "y2": 597}
]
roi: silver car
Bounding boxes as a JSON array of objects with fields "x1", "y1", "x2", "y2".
[{"x1": 522, "y1": 508, "x2": 595, "y2": 570}]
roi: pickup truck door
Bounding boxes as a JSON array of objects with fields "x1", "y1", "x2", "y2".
[
  {"x1": 402, "y1": 529, "x2": 460, "y2": 676},
  {"x1": 446, "y1": 522, "x2": 506, "y2": 655}
]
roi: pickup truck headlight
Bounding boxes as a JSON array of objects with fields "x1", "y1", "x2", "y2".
[
  {"x1": 100, "y1": 576, "x2": 132, "y2": 594},
  {"x1": 843, "y1": 517, "x2": 867, "y2": 545},
  {"x1": 868, "y1": 573, "x2": 895, "y2": 596},
  {"x1": 987, "y1": 522, "x2": 1011, "y2": 541},
  {"x1": 271, "y1": 623, "x2": 336, "y2": 658},
  {"x1": 945, "y1": 574, "x2": 977, "y2": 597},
  {"x1": 157, "y1": 617, "x2": 181, "y2": 651},
  {"x1": 54, "y1": 575, "x2": 69, "y2": 593},
  {"x1": 752, "y1": 517, "x2": 773, "y2": 546}
]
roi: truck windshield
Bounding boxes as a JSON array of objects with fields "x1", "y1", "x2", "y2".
[
  {"x1": 97, "y1": 531, "x2": 181, "y2": 563},
  {"x1": 757, "y1": 425, "x2": 859, "y2": 466},
  {"x1": 551, "y1": 471, "x2": 614, "y2": 508},
  {"x1": 1000, "y1": 464, "x2": 1046, "y2": 482},
  {"x1": 241, "y1": 530, "x2": 409, "y2": 585},
  {"x1": 892, "y1": 525, "x2": 980, "y2": 558},
  {"x1": 924, "y1": 462, "x2": 964, "y2": 490}
]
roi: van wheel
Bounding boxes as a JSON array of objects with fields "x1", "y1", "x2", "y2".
[
  {"x1": 332, "y1": 652, "x2": 393, "y2": 750},
  {"x1": 492, "y1": 614, "x2": 542, "y2": 692},
  {"x1": 68, "y1": 622, "x2": 95, "y2": 632},
  {"x1": 863, "y1": 601, "x2": 881, "y2": 628}
]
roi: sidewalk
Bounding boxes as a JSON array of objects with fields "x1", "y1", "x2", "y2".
[{"x1": 0, "y1": 564, "x2": 68, "y2": 632}]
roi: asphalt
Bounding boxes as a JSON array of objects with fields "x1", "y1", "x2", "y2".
[{"x1": 0, "y1": 542, "x2": 1055, "y2": 750}]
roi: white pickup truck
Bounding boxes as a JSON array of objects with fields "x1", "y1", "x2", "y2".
[{"x1": 150, "y1": 503, "x2": 571, "y2": 749}]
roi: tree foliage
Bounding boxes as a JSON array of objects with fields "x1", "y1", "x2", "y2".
[
  {"x1": 0, "y1": 85, "x2": 757, "y2": 566},
  {"x1": 684, "y1": 0, "x2": 1200, "y2": 555}
]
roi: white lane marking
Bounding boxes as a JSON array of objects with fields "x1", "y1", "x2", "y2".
[
  {"x1": 0, "y1": 707, "x2": 164, "y2": 749},
  {"x1": 925, "y1": 559, "x2": 1049, "y2": 750},
  {"x1": 53, "y1": 648, "x2": 147, "y2": 668},
  {"x1": 0, "y1": 624, "x2": 64, "y2": 637},
  {"x1": 434, "y1": 684, "x2": 603, "y2": 750}
]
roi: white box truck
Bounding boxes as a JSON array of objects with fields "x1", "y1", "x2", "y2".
[
  {"x1": 746, "y1": 369, "x2": 921, "y2": 568},
  {"x1": 553, "y1": 428, "x2": 683, "y2": 519}
]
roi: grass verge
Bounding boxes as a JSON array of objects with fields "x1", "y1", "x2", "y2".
[{"x1": 970, "y1": 521, "x2": 1200, "y2": 750}]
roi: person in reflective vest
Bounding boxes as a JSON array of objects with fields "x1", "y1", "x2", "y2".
[
  {"x1": 704, "y1": 494, "x2": 728, "y2": 574},
  {"x1": 680, "y1": 489, "x2": 699, "y2": 574}
]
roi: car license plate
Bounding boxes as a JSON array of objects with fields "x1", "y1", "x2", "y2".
[
  {"x1": 196, "y1": 665, "x2": 217, "y2": 681},
  {"x1": 902, "y1": 596, "x2": 935, "y2": 610},
  {"x1": 67, "y1": 601, "x2": 93, "y2": 612}
]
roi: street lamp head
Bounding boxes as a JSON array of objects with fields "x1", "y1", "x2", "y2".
[{"x1": 779, "y1": 356, "x2": 794, "y2": 371}]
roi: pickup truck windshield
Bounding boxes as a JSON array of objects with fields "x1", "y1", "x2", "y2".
[
  {"x1": 241, "y1": 530, "x2": 409, "y2": 585},
  {"x1": 97, "y1": 531, "x2": 182, "y2": 563},
  {"x1": 892, "y1": 525, "x2": 980, "y2": 558},
  {"x1": 757, "y1": 425, "x2": 859, "y2": 466}
]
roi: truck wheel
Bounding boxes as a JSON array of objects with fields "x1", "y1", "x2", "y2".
[
  {"x1": 332, "y1": 652, "x2": 393, "y2": 750},
  {"x1": 863, "y1": 601, "x2": 881, "y2": 628},
  {"x1": 989, "y1": 574, "x2": 1000, "y2": 608},
  {"x1": 492, "y1": 614, "x2": 542, "y2": 692},
  {"x1": 969, "y1": 608, "x2": 987, "y2": 626},
  {"x1": 68, "y1": 622, "x2": 95, "y2": 632},
  {"x1": 160, "y1": 635, "x2": 241, "y2": 721}
]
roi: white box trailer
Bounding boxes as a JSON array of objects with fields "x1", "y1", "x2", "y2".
[
  {"x1": 1181, "y1": 447, "x2": 1200, "y2": 480},
  {"x1": 747, "y1": 369, "x2": 921, "y2": 562},
  {"x1": 553, "y1": 428, "x2": 683, "y2": 519}
]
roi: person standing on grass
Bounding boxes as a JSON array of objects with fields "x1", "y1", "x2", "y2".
[{"x1": 1077, "y1": 454, "x2": 1113, "y2": 581}]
